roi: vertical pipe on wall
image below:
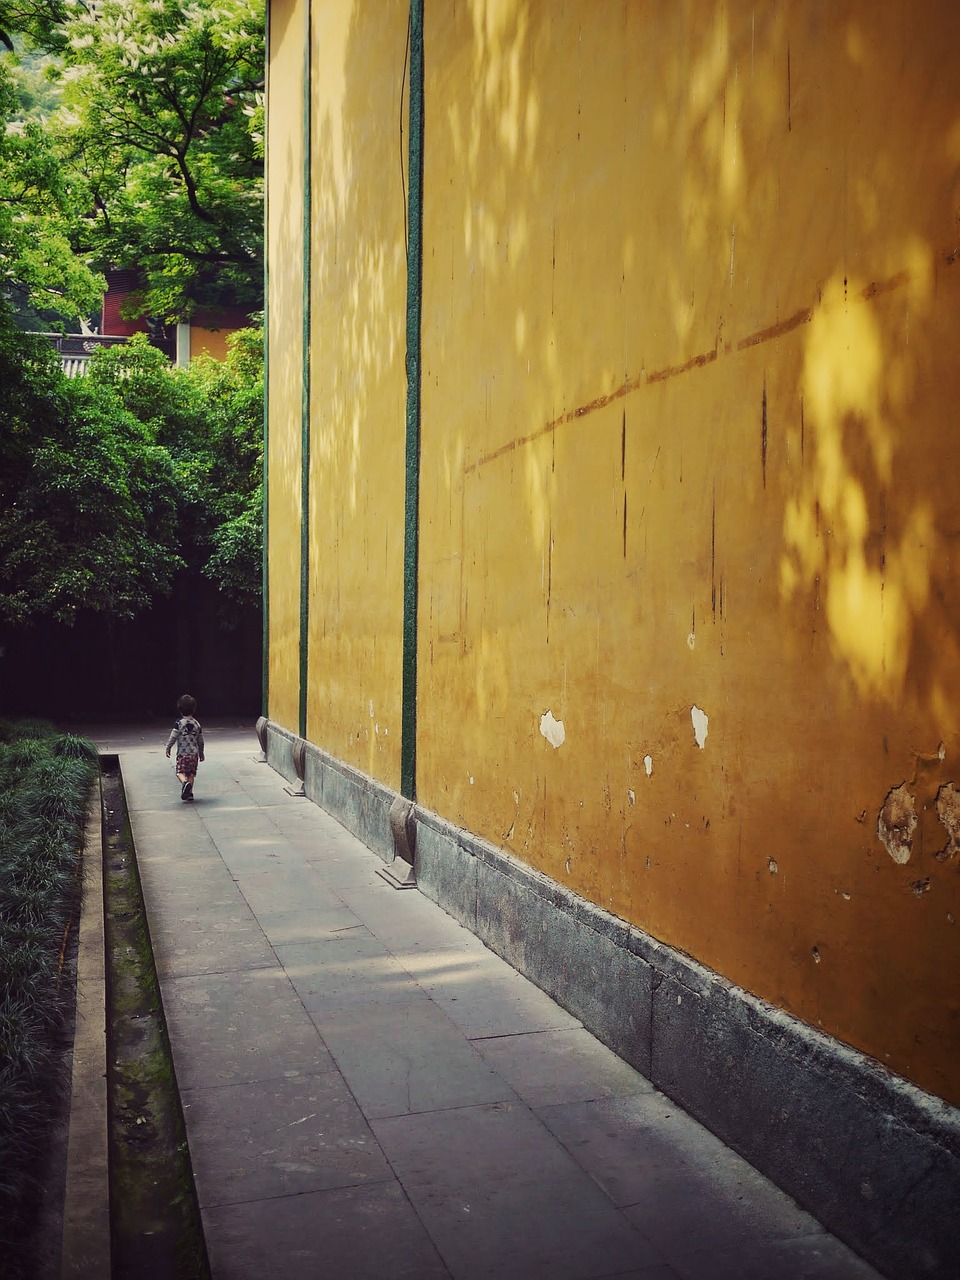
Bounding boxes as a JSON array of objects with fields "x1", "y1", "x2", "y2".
[
  {"x1": 401, "y1": 0, "x2": 425, "y2": 801},
  {"x1": 298, "y1": 0, "x2": 312, "y2": 741},
  {"x1": 261, "y1": 0, "x2": 272, "y2": 718}
]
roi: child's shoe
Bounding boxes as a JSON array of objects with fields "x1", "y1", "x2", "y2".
[{"x1": 181, "y1": 780, "x2": 191, "y2": 800}]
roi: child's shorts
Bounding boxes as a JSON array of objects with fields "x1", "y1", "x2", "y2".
[{"x1": 176, "y1": 753, "x2": 200, "y2": 776}]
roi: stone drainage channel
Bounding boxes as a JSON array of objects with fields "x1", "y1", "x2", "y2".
[{"x1": 100, "y1": 754, "x2": 210, "y2": 1280}]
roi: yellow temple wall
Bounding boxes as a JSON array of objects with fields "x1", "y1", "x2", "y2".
[{"x1": 416, "y1": 1, "x2": 960, "y2": 1104}]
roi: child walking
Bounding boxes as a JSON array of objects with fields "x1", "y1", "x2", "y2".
[{"x1": 165, "y1": 694, "x2": 205, "y2": 801}]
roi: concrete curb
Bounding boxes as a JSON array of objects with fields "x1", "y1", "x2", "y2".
[{"x1": 60, "y1": 785, "x2": 110, "y2": 1279}]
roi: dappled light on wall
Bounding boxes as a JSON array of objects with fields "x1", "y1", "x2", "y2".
[{"x1": 779, "y1": 257, "x2": 955, "y2": 716}]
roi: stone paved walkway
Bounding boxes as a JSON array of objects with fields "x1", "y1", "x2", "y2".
[{"x1": 90, "y1": 723, "x2": 884, "y2": 1280}]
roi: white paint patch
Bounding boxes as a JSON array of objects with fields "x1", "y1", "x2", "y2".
[
  {"x1": 628, "y1": 789, "x2": 635, "y2": 806},
  {"x1": 687, "y1": 631, "x2": 696, "y2": 650},
  {"x1": 469, "y1": 775, "x2": 474, "y2": 785},
  {"x1": 768, "y1": 858, "x2": 778, "y2": 875},
  {"x1": 375, "y1": 723, "x2": 379, "y2": 736},
  {"x1": 369, "y1": 699, "x2": 374, "y2": 718},
  {"x1": 539, "y1": 710, "x2": 566, "y2": 749},
  {"x1": 643, "y1": 754, "x2": 653, "y2": 777},
  {"x1": 691, "y1": 706, "x2": 709, "y2": 749}
]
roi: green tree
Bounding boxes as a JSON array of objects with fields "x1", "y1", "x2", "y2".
[
  {"x1": 87, "y1": 325, "x2": 264, "y2": 607},
  {"x1": 51, "y1": 0, "x2": 264, "y2": 322},
  {"x1": 184, "y1": 325, "x2": 264, "y2": 605},
  {"x1": 0, "y1": 51, "x2": 102, "y2": 321},
  {"x1": 0, "y1": 316, "x2": 181, "y2": 626}
]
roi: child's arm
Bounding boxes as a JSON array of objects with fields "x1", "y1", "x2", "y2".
[{"x1": 164, "y1": 725, "x2": 178, "y2": 757}]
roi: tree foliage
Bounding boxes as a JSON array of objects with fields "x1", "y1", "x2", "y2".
[
  {"x1": 57, "y1": 0, "x2": 264, "y2": 320},
  {"x1": 0, "y1": 316, "x2": 264, "y2": 627},
  {"x1": 0, "y1": 2, "x2": 264, "y2": 629},
  {"x1": 87, "y1": 325, "x2": 264, "y2": 606},
  {"x1": 0, "y1": 317, "x2": 181, "y2": 626},
  {"x1": 0, "y1": 48, "x2": 102, "y2": 320},
  {"x1": 0, "y1": 0, "x2": 264, "y2": 322}
]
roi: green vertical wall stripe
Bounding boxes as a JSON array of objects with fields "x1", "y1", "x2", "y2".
[
  {"x1": 261, "y1": 0, "x2": 271, "y2": 718},
  {"x1": 400, "y1": 0, "x2": 425, "y2": 801},
  {"x1": 298, "y1": 0, "x2": 312, "y2": 741}
]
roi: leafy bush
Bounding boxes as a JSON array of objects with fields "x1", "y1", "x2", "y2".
[
  {"x1": 0, "y1": 718, "x2": 56, "y2": 744},
  {"x1": 88, "y1": 324, "x2": 264, "y2": 610},
  {"x1": 0, "y1": 315, "x2": 182, "y2": 627},
  {"x1": 0, "y1": 719, "x2": 97, "y2": 1267}
]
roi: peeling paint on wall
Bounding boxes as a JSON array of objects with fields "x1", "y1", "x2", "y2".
[
  {"x1": 877, "y1": 783, "x2": 917, "y2": 864},
  {"x1": 691, "y1": 706, "x2": 709, "y2": 749},
  {"x1": 935, "y1": 783, "x2": 960, "y2": 860},
  {"x1": 643, "y1": 754, "x2": 653, "y2": 777},
  {"x1": 539, "y1": 710, "x2": 565, "y2": 749}
]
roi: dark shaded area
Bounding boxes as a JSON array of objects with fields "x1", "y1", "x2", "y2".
[{"x1": 0, "y1": 579, "x2": 261, "y2": 721}]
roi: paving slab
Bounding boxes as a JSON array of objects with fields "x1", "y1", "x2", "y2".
[
  {"x1": 336, "y1": 879, "x2": 492, "y2": 954},
  {"x1": 232, "y1": 864, "x2": 344, "y2": 915},
  {"x1": 149, "y1": 905, "x2": 277, "y2": 978},
  {"x1": 398, "y1": 946, "x2": 583, "y2": 1038},
  {"x1": 163, "y1": 968, "x2": 332, "y2": 1088},
  {"x1": 371, "y1": 1101, "x2": 667, "y2": 1279},
  {"x1": 202, "y1": 1182, "x2": 452, "y2": 1280},
  {"x1": 184, "y1": 1069, "x2": 392, "y2": 1207},
  {"x1": 313, "y1": 998, "x2": 517, "y2": 1118},
  {"x1": 474, "y1": 1027, "x2": 656, "y2": 1107},
  {"x1": 276, "y1": 932, "x2": 427, "y2": 1012},
  {"x1": 86, "y1": 724, "x2": 885, "y2": 1280},
  {"x1": 255, "y1": 902, "x2": 364, "y2": 946},
  {"x1": 666, "y1": 1233, "x2": 885, "y2": 1280},
  {"x1": 139, "y1": 866, "x2": 250, "y2": 916}
]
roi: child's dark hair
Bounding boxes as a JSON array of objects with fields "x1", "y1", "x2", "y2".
[{"x1": 177, "y1": 693, "x2": 197, "y2": 716}]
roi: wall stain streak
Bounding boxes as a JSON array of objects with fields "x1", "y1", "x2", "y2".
[
  {"x1": 464, "y1": 350, "x2": 716, "y2": 473},
  {"x1": 646, "y1": 349, "x2": 719, "y2": 384},
  {"x1": 738, "y1": 305, "x2": 813, "y2": 350},
  {"x1": 761, "y1": 382, "x2": 768, "y2": 488},
  {"x1": 711, "y1": 489, "x2": 717, "y2": 618},
  {"x1": 861, "y1": 269, "x2": 910, "y2": 300},
  {"x1": 800, "y1": 395, "x2": 805, "y2": 465},
  {"x1": 546, "y1": 517, "x2": 553, "y2": 643},
  {"x1": 786, "y1": 41, "x2": 792, "y2": 133},
  {"x1": 467, "y1": 273, "x2": 913, "y2": 477},
  {"x1": 622, "y1": 409, "x2": 627, "y2": 557}
]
